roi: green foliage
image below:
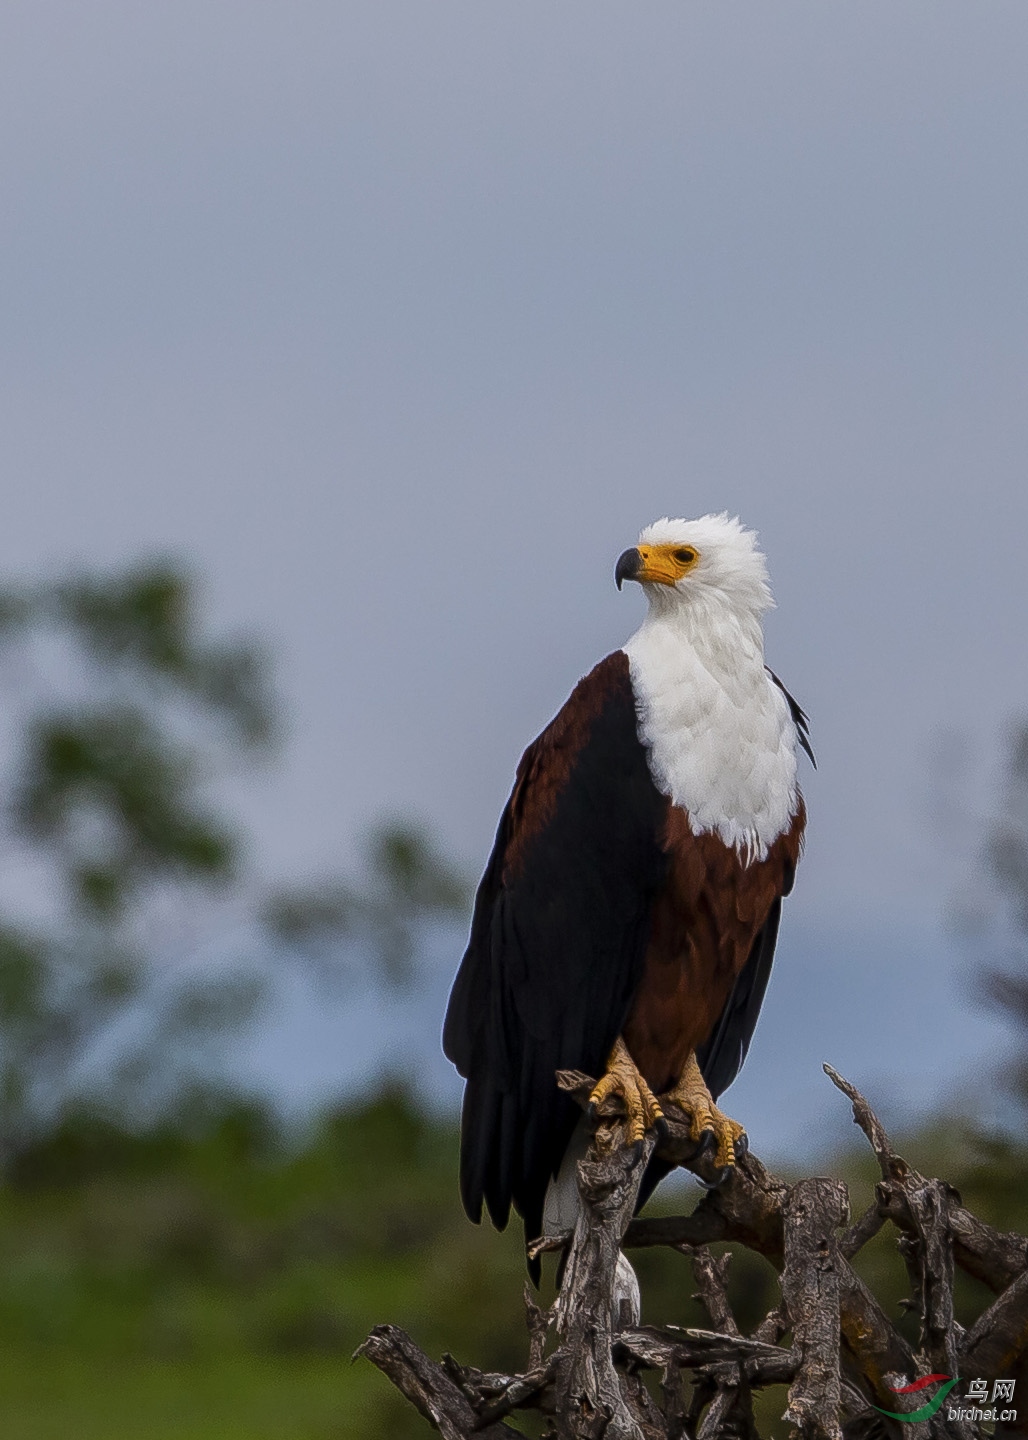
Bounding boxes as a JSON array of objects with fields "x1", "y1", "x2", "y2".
[
  {"x1": 0, "y1": 1088, "x2": 529, "y2": 1439},
  {"x1": 17, "y1": 706, "x2": 237, "y2": 914}
]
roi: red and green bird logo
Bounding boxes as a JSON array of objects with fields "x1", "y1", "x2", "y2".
[{"x1": 873, "y1": 1374, "x2": 959, "y2": 1422}]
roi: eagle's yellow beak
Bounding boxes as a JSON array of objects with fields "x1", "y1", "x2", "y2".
[{"x1": 615, "y1": 544, "x2": 698, "y2": 590}]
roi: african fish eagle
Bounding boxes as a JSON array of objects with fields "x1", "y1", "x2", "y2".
[{"x1": 443, "y1": 514, "x2": 811, "y2": 1272}]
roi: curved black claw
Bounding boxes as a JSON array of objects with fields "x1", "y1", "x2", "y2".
[
  {"x1": 695, "y1": 1157, "x2": 732, "y2": 1190},
  {"x1": 734, "y1": 1129, "x2": 749, "y2": 1160},
  {"x1": 587, "y1": 1101, "x2": 598, "y2": 1125},
  {"x1": 653, "y1": 1115, "x2": 670, "y2": 1147},
  {"x1": 630, "y1": 1137, "x2": 645, "y2": 1163},
  {"x1": 696, "y1": 1128, "x2": 718, "y2": 1163}
]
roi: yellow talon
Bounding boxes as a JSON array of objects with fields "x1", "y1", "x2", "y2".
[
  {"x1": 588, "y1": 1037, "x2": 664, "y2": 1147},
  {"x1": 662, "y1": 1051, "x2": 746, "y2": 1169}
]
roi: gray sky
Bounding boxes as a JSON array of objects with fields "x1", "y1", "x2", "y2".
[{"x1": 2, "y1": 3, "x2": 1026, "y2": 1146}]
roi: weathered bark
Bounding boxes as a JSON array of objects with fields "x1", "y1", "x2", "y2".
[
  {"x1": 962, "y1": 1267, "x2": 1028, "y2": 1384},
  {"x1": 354, "y1": 1325, "x2": 521, "y2": 1439},
  {"x1": 550, "y1": 1121, "x2": 657, "y2": 1440},
  {"x1": 781, "y1": 1178, "x2": 847, "y2": 1440}
]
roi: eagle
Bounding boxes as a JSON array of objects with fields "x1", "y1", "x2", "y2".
[{"x1": 443, "y1": 514, "x2": 811, "y2": 1273}]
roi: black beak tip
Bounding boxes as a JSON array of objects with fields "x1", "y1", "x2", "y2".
[{"x1": 614, "y1": 548, "x2": 641, "y2": 592}]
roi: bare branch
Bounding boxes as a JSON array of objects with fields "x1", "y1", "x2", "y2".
[
  {"x1": 840, "y1": 1203, "x2": 885, "y2": 1259},
  {"x1": 354, "y1": 1325, "x2": 520, "y2": 1439},
  {"x1": 688, "y1": 1247, "x2": 741, "y2": 1335},
  {"x1": 524, "y1": 1281, "x2": 551, "y2": 1371},
  {"x1": 823, "y1": 1064, "x2": 906, "y2": 1181}
]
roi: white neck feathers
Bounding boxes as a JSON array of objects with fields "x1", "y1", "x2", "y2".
[{"x1": 622, "y1": 601, "x2": 800, "y2": 862}]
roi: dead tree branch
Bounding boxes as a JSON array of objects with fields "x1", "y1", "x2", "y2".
[{"x1": 357, "y1": 1066, "x2": 1028, "y2": 1438}]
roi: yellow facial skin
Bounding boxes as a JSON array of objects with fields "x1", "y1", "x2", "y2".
[{"x1": 633, "y1": 542, "x2": 700, "y2": 586}]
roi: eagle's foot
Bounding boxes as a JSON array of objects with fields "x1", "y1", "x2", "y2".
[
  {"x1": 662, "y1": 1052, "x2": 746, "y2": 1171},
  {"x1": 588, "y1": 1037, "x2": 664, "y2": 1150}
]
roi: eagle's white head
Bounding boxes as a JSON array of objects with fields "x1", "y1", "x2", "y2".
[{"x1": 616, "y1": 513, "x2": 774, "y2": 621}]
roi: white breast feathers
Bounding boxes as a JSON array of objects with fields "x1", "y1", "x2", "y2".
[{"x1": 623, "y1": 608, "x2": 800, "y2": 863}]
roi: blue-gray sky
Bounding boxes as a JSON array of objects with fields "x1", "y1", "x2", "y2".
[{"x1": 2, "y1": 3, "x2": 1027, "y2": 1151}]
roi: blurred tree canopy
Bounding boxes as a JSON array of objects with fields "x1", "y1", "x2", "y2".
[
  {"x1": 0, "y1": 559, "x2": 275, "y2": 1154},
  {"x1": 0, "y1": 558, "x2": 468, "y2": 1160}
]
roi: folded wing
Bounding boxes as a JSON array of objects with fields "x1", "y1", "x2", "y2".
[{"x1": 443, "y1": 651, "x2": 669, "y2": 1250}]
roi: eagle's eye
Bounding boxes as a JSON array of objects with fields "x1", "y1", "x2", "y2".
[{"x1": 673, "y1": 547, "x2": 696, "y2": 565}]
